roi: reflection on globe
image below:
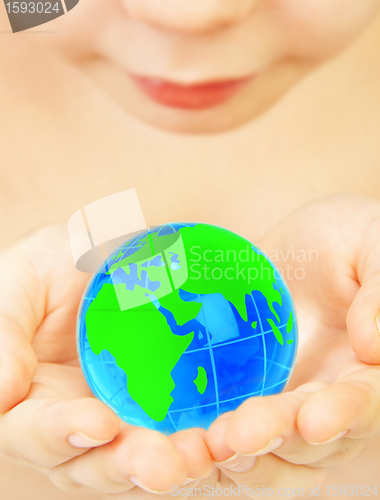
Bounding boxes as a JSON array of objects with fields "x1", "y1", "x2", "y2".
[{"x1": 77, "y1": 223, "x2": 297, "y2": 434}]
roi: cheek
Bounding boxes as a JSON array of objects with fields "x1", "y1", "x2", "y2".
[
  {"x1": 269, "y1": 0, "x2": 380, "y2": 58},
  {"x1": 47, "y1": 0, "x2": 118, "y2": 54}
]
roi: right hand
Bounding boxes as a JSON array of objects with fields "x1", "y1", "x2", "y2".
[{"x1": 0, "y1": 224, "x2": 214, "y2": 497}]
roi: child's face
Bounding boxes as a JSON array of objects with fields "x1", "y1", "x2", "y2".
[{"x1": 51, "y1": 0, "x2": 379, "y2": 133}]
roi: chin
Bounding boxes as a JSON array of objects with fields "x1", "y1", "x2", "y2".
[{"x1": 127, "y1": 102, "x2": 255, "y2": 135}]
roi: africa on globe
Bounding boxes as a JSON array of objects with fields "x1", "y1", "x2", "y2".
[{"x1": 77, "y1": 223, "x2": 297, "y2": 434}]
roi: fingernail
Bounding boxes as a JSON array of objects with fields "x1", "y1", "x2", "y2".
[
  {"x1": 376, "y1": 314, "x2": 380, "y2": 335},
  {"x1": 216, "y1": 453, "x2": 257, "y2": 473},
  {"x1": 307, "y1": 429, "x2": 348, "y2": 445},
  {"x1": 241, "y1": 436, "x2": 284, "y2": 456},
  {"x1": 68, "y1": 432, "x2": 113, "y2": 449},
  {"x1": 129, "y1": 476, "x2": 172, "y2": 494}
]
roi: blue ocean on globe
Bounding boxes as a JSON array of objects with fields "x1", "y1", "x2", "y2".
[{"x1": 77, "y1": 222, "x2": 297, "y2": 434}]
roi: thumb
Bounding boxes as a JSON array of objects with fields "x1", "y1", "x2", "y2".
[
  {"x1": 347, "y1": 221, "x2": 380, "y2": 365},
  {"x1": 0, "y1": 249, "x2": 39, "y2": 413}
]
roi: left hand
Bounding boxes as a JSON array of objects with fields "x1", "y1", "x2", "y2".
[
  {"x1": 205, "y1": 193, "x2": 380, "y2": 497},
  {"x1": 0, "y1": 225, "x2": 214, "y2": 498}
]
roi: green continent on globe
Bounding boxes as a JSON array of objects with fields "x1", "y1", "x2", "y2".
[
  {"x1": 193, "y1": 367, "x2": 208, "y2": 395},
  {"x1": 180, "y1": 224, "x2": 283, "y2": 323},
  {"x1": 267, "y1": 318, "x2": 284, "y2": 345},
  {"x1": 85, "y1": 283, "x2": 194, "y2": 421}
]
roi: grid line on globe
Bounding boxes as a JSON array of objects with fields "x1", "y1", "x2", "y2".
[{"x1": 77, "y1": 223, "x2": 298, "y2": 434}]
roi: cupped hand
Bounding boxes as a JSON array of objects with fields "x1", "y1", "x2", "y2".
[
  {"x1": 0, "y1": 225, "x2": 214, "y2": 496},
  {"x1": 206, "y1": 194, "x2": 380, "y2": 496}
]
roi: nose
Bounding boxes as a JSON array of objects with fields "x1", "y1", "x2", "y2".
[{"x1": 122, "y1": 0, "x2": 257, "y2": 33}]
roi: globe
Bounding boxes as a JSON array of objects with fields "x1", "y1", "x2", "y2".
[{"x1": 77, "y1": 223, "x2": 297, "y2": 434}]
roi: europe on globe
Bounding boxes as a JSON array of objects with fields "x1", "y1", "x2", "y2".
[{"x1": 77, "y1": 223, "x2": 297, "y2": 434}]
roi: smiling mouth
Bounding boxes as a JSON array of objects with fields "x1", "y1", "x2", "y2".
[{"x1": 128, "y1": 74, "x2": 254, "y2": 110}]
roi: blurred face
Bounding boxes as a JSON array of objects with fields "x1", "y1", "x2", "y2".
[{"x1": 49, "y1": 0, "x2": 380, "y2": 133}]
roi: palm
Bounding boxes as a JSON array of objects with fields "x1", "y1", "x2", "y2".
[
  {"x1": 23, "y1": 232, "x2": 90, "y2": 365},
  {"x1": 257, "y1": 198, "x2": 364, "y2": 392},
  {"x1": 14, "y1": 226, "x2": 105, "y2": 406},
  {"x1": 30, "y1": 363, "x2": 93, "y2": 400},
  {"x1": 286, "y1": 302, "x2": 356, "y2": 391}
]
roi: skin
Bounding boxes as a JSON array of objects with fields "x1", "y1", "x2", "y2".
[{"x1": 1, "y1": 0, "x2": 380, "y2": 499}]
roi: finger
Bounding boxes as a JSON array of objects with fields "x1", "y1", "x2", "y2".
[
  {"x1": 207, "y1": 381, "x2": 364, "y2": 469},
  {"x1": 347, "y1": 225, "x2": 380, "y2": 364},
  {"x1": 206, "y1": 383, "x2": 327, "y2": 464},
  {"x1": 101, "y1": 467, "x2": 220, "y2": 500},
  {"x1": 49, "y1": 426, "x2": 188, "y2": 495},
  {"x1": 169, "y1": 428, "x2": 214, "y2": 482},
  {"x1": 0, "y1": 247, "x2": 42, "y2": 412},
  {"x1": 0, "y1": 318, "x2": 38, "y2": 412},
  {"x1": 0, "y1": 396, "x2": 120, "y2": 468},
  {"x1": 298, "y1": 358, "x2": 380, "y2": 443},
  {"x1": 218, "y1": 452, "x2": 325, "y2": 499}
]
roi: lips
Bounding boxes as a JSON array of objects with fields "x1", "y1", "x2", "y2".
[{"x1": 129, "y1": 74, "x2": 253, "y2": 110}]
